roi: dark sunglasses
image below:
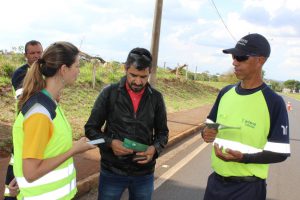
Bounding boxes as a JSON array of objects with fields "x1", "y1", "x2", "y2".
[{"x1": 232, "y1": 55, "x2": 249, "y2": 62}]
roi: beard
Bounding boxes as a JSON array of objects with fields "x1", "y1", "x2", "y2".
[{"x1": 129, "y1": 83, "x2": 144, "y2": 92}]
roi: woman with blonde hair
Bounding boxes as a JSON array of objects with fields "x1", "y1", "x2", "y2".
[{"x1": 13, "y1": 41, "x2": 96, "y2": 199}]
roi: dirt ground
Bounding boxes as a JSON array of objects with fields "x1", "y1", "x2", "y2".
[{"x1": 0, "y1": 122, "x2": 12, "y2": 157}]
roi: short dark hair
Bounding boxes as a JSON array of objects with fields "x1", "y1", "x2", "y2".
[
  {"x1": 125, "y1": 47, "x2": 152, "y2": 70},
  {"x1": 25, "y1": 40, "x2": 42, "y2": 54}
]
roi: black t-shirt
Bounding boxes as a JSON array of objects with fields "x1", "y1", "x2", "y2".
[{"x1": 11, "y1": 63, "x2": 29, "y2": 91}]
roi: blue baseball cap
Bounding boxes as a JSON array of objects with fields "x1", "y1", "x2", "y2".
[{"x1": 223, "y1": 33, "x2": 271, "y2": 57}]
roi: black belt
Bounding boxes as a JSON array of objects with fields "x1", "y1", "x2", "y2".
[{"x1": 214, "y1": 172, "x2": 263, "y2": 183}]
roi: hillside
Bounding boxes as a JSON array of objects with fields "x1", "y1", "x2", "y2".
[{"x1": 0, "y1": 55, "x2": 221, "y2": 154}]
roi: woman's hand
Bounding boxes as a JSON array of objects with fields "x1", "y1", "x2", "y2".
[{"x1": 71, "y1": 137, "x2": 97, "y2": 155}]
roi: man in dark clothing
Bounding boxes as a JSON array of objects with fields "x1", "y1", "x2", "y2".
[
  {"x1": 4, "y1": 40, "x2": 42, "y2": 200},
  {"x1": 11, "y1": 40, "x2": 43, "y2": 96},
  {"x1": 85, "y1": 47, "x2": 169, "y2": 200},
  {"x1": 202, "y1": 33, "x2": 290, "y2": 200}
]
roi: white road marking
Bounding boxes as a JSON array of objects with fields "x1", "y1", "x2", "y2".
[
  {"x1": 154, "y1": 142, "x2": 209, "y2": 190},
  {"x1": 155, "y1": 134, "x2": 202, "y2": 168}
]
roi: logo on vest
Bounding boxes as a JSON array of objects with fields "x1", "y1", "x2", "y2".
[
  {"x1": 242, "y1": 119, "x2": 256, "y2": 128},
  {"x1": 281, "y1": 125, "x2": 288, "y2": 135}
]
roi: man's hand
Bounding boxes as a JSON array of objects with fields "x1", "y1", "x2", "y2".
[
  {"x1": 135, "y1": 145, "x2": 156, "y2": 164},
  {"x1": 202, "y1": 127, "x2": 218, "y2": 143},
  {"x1": 8, "y1": 178, "x2": 19, "y2": 197},
  {"x1": 111, "y1": 139, "x2": 134, "y2": 156},
  {"x1": 214, "y1": 143, "x2": 243, "y2": 162}
]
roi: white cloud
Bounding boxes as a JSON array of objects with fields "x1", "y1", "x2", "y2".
[
  {"x1": 0, "y1": 0, "x2": 300, "y2": 81},
  {"x1": 178, "y1": 0, "x2": 206, "y2": 11}
]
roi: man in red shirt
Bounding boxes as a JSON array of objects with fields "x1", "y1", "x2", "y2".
[{"x1": 85, "y1": 47, "x2": 169, "y2": 200}]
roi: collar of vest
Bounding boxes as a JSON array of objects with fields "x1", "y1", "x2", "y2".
[{"x1": 21, "y1": 91, "x2": 57, "y2": 119}]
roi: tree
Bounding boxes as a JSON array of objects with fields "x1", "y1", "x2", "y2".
[
  {"x1": 283, "y1": 80, "x2": 300, "y2": 92},
  {"x1": 268, "y1": 80, "x2": 283, "y2": 92},
  {"x1": 198, "y1": 71, "x2": 210, "y2": 81},
  {"x1": 262, "y1": 69, "x2": 266, "y2": 79},
  {"x1": 219, "y1": 70, "x2": 238, "y2": 84},
  {"x1": 210, "y1": 75, "x2": 219, "y2": 82}
]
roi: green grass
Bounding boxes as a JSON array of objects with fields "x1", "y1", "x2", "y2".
[
  {"x1": 197, "y1": 80, "x2": 230, "y2": 90},
  {"x1": 280, "y1": 92, "x2": 300, "y2": 101},
  {"x1": 156, "y1": 78, "x2": 218, "y2": 113}
]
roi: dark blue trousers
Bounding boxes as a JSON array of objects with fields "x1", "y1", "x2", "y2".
[{"x1": 204, "y1": 172, "x2": 266, "y2": 200}]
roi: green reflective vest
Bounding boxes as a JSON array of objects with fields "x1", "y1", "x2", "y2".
[
  {"x1": 212, "y1": 87, "x2": 270, "y2": 179},
  {"x1": 13, "y1": 105, "x2": 77, "y2": 200}
]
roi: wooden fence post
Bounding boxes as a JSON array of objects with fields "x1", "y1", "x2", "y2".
[{"x1": 92, "y1": 60, "x2": 98, "y2": 89}]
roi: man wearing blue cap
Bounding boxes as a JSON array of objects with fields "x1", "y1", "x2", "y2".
[{"x1": 201, "y1": 33, "x2": 290, "y2": 200}]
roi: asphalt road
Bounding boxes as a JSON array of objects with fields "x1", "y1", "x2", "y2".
[
  {"x1": 266, "y1": 96, "x2": 300, "y2": 200},
  {"x1": 153, "y1": 96, "x2": 299, "y2": 200},
  {"x1": 77, "y1": 96, "x2": 299, "y2": 200}
]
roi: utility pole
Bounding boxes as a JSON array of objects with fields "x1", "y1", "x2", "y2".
[
  {"x1": 185, "y1": 65, "x2": 188, "y2": 80},
  {"x1": 149, "y1": 0, "x2": 163, "y2": 87}
]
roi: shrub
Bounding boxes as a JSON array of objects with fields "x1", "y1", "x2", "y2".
[{"x1": 1, "y1": 63, "x2": 15, "y2": 77}]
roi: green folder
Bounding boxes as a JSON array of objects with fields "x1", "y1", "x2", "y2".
[{"x1": 123, "y1": 138, "x2": 148, "y2": 152}]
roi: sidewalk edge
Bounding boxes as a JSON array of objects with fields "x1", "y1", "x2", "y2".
[{"x1": 76, "y1": 172, "x2": 100, "y2": 197}]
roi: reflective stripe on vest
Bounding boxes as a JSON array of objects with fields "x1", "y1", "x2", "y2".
[
  {"x1": 23, "y1": 178, "x2": 76, "y2": 200},
  {"x1": 15, "y1": 88, "x2": 23, "y2": 99},
  {"x1": 4, "y1": 185, "x2": 10, "y2": 196},
  {"x1": 214, "y1": 138, "x2": 290, "y2": 154},
  {"x1": 214, "y1": 138, "x2": 263, "y2": 154},
  {"x1": 264, "y1": 141, "x2": 290, "y2": 154},
  {"x1": 9, "y1": 154, "x2": 14, "y2": 165},
  {"x1": 16, "y1": 163, "x2": 74, "y2": 188}
]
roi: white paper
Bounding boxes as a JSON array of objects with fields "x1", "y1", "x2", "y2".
[{"x1": 87, "y1": 138, "x2": 105, "y2": 145}]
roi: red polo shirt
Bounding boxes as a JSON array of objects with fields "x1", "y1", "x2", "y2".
[{"x1": 126, "y1": 82, "x2": 145, "y2": 113}]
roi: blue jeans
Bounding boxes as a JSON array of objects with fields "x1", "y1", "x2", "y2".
[{"x1": 98, "y1": 169, "x2": 154, "y2": 200}]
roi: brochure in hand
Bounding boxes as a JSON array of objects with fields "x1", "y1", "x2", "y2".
[
  {"x1": 205, "y1": 119, "x2": 241, "y2": 130},
  {"x1": 123, "y1": 138, "x2": 148, "y2": 152}
]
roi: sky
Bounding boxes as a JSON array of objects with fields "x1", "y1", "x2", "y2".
[{"x1": 1, "y1": 0, "x2": 300, "y2": 81}]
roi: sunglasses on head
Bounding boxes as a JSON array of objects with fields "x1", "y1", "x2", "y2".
[
  {"x1": 232, "y1": 55, "x2": 250, "y2": 62},
  {"x1": 130, "y1": 53, "x2": 151, "y2": 62}
]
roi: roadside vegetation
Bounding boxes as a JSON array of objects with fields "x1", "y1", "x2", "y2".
[
  {"x1": 197, "y1": 81, "x2": 229, "y2": 90},
  {"x1": 0, "y1": 53, "x2": 220, "y2": 144},
  {"x1": 1, "y1": 51, "x2": 298, "y2": 153},
  {"x1": 281, "y1": 92, "x2": 300, "y2": 101}
]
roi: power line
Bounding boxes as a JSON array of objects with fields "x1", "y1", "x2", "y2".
[{"x1": 210, "y1": 0, "x2": 237, "y2": 42}]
